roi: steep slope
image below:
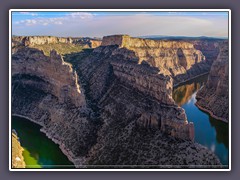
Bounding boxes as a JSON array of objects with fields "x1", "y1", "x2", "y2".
[{"x1": 196, "y1": 42, "x2": 229, "y2": 122}]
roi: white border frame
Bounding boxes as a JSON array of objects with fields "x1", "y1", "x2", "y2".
[{"x1": 9, "y1": 9, "x2": 231, "y2": 172}]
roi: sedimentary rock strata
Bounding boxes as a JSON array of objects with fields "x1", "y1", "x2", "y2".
[
  {"x1": 196, "y1": 42, "x2": 229, "y2": 122},
  {"x1": 102, "y1": 35, "x2": 206, "y2": 81},
  {"x1": 12, "y1": 36, "x2": 102, "y2": 49},
  {"x1": 12, "y1": 36, "x2": 73, "y2": 46}
]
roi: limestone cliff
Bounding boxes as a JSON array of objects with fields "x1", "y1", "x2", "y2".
[
  {"x1": 13, "y1": 36, "x2": 73, "y2": 46},
  {"x1": 196, "y1": 42, "x2": 229, "y2": 122},
  {"x1": 12, "y1": 36, "x2": 102, "y2": 48},
  {"x1": 101, "y1": 35, "x2": 207, "y2": 84}
]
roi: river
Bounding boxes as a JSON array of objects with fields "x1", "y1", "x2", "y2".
[
  {"x1": 173, "y1": 74, "x2": 229, "y2": 166},
  {"x1": 12, "y1": 116, "x2": 74, "y2": 168}
]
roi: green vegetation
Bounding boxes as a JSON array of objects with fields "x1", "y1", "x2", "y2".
[
  {"x1": 22, "y1": 149, "x2": 41, "y2": 168},
  {"x1": 31, "y1": 43, "x2": 85, "y2": 56}
]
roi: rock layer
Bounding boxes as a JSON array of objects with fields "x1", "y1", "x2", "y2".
[
  {"x1": 101, "y1": 35, "x2": 205, "y2": 81},
  {"x1": 196, "y1": 42, "x2": 229, "y2": 122},
  {"x1": 12, "y1": 36, "x2": 102, "y2": 48}
]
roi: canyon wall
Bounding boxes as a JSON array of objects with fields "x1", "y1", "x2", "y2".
[
  {"x1": 75, "y1": 44, "x2": 194, "y2": 141},
  {"x1": 12, "y1": 48, "x2": 86, "y2": 107},
  {"x1": 69, "y1": 42, "x2": 220, "y2": 167},
  {"x1": 196, "y1": 42, "x2": 229, "y2": 122},
  {"x1": 101, "y1": 35, "x2": 213, "y2": 85},
  {"x1": 12, "y1": 47, "x2": 98, "y2": 164}
]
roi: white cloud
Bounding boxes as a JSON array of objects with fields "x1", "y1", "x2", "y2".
[
  {"x1": 19, "y1": 12, "x2": 38, "y2": 16},
  {"x1": 12, "y1": 12, "x2": 228, "y2": 38},
  {"x1": 68, "y1": 12, "x2": 94, "y2": 19},
  {"x1": 15, "y1": 12, "x2": 94, "y2": 27}
]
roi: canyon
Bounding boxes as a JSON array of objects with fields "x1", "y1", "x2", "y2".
[{"x1": 11, "y1": 35, "x2": 228, "y2": 168}]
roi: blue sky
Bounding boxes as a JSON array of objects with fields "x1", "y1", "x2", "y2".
[{"x1": 12, "y1": 11, "x2": 229, "y2": 38}]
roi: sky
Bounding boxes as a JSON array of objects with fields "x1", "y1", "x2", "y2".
[{"x1": 11, "y1": 11, "x2": 229, "y2": 38}]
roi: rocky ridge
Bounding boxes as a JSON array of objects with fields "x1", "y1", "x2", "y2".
[{"x1": 12, "y1": 36, "x2": 102, "y2": 49}]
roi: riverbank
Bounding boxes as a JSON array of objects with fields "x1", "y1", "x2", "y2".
[
  {"x1": 173, "y1": 75, "x2": 229, "y2": 165},
  {"x1": 195, "y1": 102, "x2": 228, "y2": 123},
  {"x1": 12, "y1": 114, "x2": 77, "y2": 168},
  {"x1": 40, "y1": 128, "x2": 82, "y2": 168}
]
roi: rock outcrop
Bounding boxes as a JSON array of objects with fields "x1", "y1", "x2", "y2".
[
  {"x1": 12, "y1": 131, "x2": 25, "y2": 168},
  {"x1": 12, "y1": 48, "x2": 86, "y2": 107},
  {"x1": 196, "y1": 42, "x2": 229, "y2": 122},
  {"x1": 12, "y1": 36, "x2": 73, "y2": 46}
]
